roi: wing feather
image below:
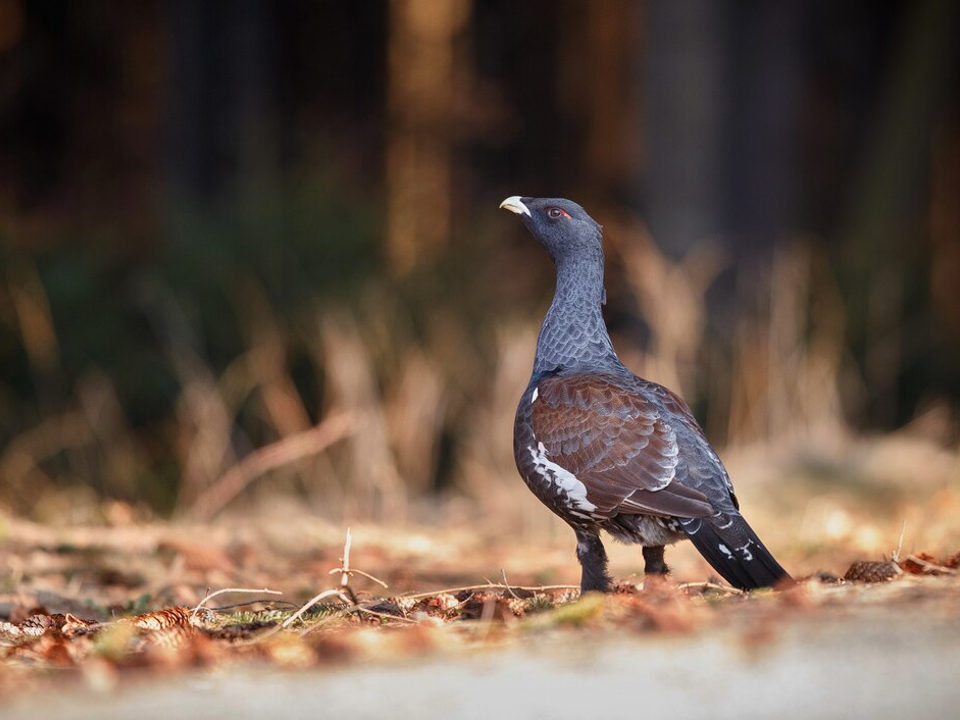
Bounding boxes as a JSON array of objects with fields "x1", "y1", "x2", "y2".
[{"x1": 531, "y1": 374, "x2": 714, "y2": 519}]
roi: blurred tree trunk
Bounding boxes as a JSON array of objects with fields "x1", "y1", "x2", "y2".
[
  {"x1": 641, "y1": 0, "x2": 727, "y2": 259},
  {"x1": 642, "y1": 0, "x2": 802, "y2": 260},
  {"x1": 930, "y1": 120, "x2": 960, "y2": 352},
  {"x1": 385, "y1": 0, "x2": 472, "y2": 274},
  {"x1": 842, "y1": 0, "x2": 960, "y2": 426},
  {"x1": 558, "y1": 0, "x2": 639, "y2": 206},
  {"x1": 166, "y1": 0, "x2": 274, "y2": 214}
]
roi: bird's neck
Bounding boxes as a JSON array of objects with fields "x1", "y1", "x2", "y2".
[{"x1": 533, "y1": 254, "x2": 621, "y2": 376}]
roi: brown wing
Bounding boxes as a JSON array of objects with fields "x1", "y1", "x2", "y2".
[{"x1": 531, "y1": 374, "x2": 714, "y2": 519}]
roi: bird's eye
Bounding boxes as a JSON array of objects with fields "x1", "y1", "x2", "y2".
[{"x1": 547, "y1": 207, "x2": 563, "y2": 219}]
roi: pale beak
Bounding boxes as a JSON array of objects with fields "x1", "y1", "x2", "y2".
[{"x1": 499, "y1": 196, "x2": 531, "y2": 217}]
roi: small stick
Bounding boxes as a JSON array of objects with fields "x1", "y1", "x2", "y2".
[
  {"x1": 890, "y1": 518, "x2": 907, "y2": 565},
  {"x1": 327, "y1": 567, "x2": 389, "y2": 589},
  {"x1": 892, "y1": 519, "x2": 907, "y2": 563},
  {"x1": 500, "y1": 570, "x2": 521, "y2": 600},
  {"x1": 341, "y1": 527, "x2": 352, "y2": 588},
  {"x1": 326, "y1": 527, "x2": 388, "y2": 594},
  {"x1": 190, "y1": 587, "x2": 282, "y2": 620},
  {"x1": 283, "y1": 528, "x2": 360, "y2": 628},
  {"x1": 904, "y1": 554, "x2": 957, "y2": 575},
  {"x1": 326, "y1": 530, "x2": 388, "y2": 590},
  {"x1": 339, "y1": 528, "x2": 359, "y2": 604},
  {"x1": 399, "y1": 582, "x2": 579, "y2": 601}
]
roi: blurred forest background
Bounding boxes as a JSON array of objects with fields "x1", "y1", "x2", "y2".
[{"x1": 0, "y1": 0, "x2": 958, "y2": 547}]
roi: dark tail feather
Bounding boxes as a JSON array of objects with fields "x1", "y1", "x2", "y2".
[{"x1": 682, "y1": 513, "x2": 791, "y2": 590}]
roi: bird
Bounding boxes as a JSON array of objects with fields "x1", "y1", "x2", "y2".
[{"x1": 500, "y1": 195, "x2": 791, "y2": 592}]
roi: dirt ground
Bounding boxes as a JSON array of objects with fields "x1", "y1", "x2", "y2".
[{"x1": 2, "y1": 495, "x2": 959, "y2": 719}]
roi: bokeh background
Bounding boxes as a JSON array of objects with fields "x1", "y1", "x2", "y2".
[{"x1": 1, "y1": 1, "x2": 958, "y2": 560}]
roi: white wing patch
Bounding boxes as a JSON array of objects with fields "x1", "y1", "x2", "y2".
[
  {"x1": 531, "y1": 387, "x2": 539, "y2": 403},
  {"x1": 528, "y1": 442, "x2": 598, "y2": 513}
]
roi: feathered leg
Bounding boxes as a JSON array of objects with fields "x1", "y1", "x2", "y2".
[
  {"x1": 642, "y1": 545, "x2": 668, "y2": 575},
  {"x1": 574, "y1": 530, "x2": 612, "y2": 592}
]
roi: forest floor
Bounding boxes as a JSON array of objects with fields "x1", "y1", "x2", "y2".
[{"x1": 2, "y1": 487, "x2": 959, "y2": 720}]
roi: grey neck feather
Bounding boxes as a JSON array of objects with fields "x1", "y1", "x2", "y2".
[{"x1": 533, "y1": 250, "x2": 623, "y2": 376}]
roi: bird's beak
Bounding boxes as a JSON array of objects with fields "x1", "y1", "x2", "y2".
[{"x1": 499, "y1": 196, "x2": 531, "y2": 217}]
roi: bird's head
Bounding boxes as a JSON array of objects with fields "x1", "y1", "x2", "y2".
[{"x1": 499, "y1": 196, "x2": 603, "y2": 265}]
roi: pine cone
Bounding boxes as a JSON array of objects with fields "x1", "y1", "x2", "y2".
[{"x1": 843, "y1": 560, "x2": 901, "y2": 583}]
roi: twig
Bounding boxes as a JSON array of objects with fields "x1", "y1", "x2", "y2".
[
  {"x1": 282, "y1": 528, "x2": 360, "y2": 628},
  {"x1": 327, "y1": 567, "x2": 389, "y2": 589},
  {"x1": 892, "y1": 519, "x2": 907, "y2": 563},
  {"x1": 190, "y1": 587, "x2": 282, "y2": 620},
  {"x1": 500, "y1": 569, "x2": 521, "y2": 600},
  {"x1": 341, "y1": 527, "x2": 352, "y2": 587},
  {"x1": 676, "y1": 582, "x2": 744, "y2": 595},
  {"x1": 399, "y1": 582, "x2": 579, "y2": 601},
  {"x1": 339, "y1": 527, "x2": 359, "y2": 604},
  {"x1": 190, "y1": 411, "x2": 356, "y2": 520},
  {"x1": 324, "y1": 527, "x2": 359, "y2": 604},
  {"x1": 326, "y1": 529, "x2": 388, "y2": 590},
  {"x1": 904, "y1": 554, "x2": 957, "y2": 576}
]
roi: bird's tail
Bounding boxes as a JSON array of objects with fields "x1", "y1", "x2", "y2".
[{"x1": 681, "y1": 513, "x2": 791, "y2": 590}]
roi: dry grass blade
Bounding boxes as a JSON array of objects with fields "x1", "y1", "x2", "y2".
[{"x1": 190, "y1": 411, "x2": 356, "y2": 519}]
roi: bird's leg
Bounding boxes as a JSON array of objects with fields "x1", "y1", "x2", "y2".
[
  {"x1": 642, "y1": 545, "x2": 668, "y2": 576},
  {"x1": 574, "y1": 530, "x2": 612, "y2": 593}
]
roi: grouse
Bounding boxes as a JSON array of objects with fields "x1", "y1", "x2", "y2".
[{"x1": 500, "y1": 195, "x2": 791, "y2": 592}]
